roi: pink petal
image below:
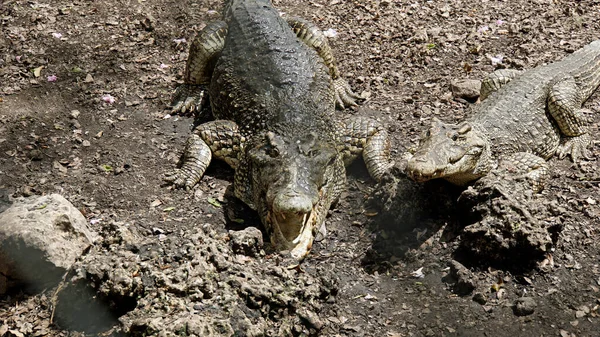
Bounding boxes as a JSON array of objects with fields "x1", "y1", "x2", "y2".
[
  {"x1": 47, "y1": 75, "x2": 58, "y2": 82},
  {"x1": 477, "y1": 25, "x2": 489, "y2": 33},
  {"x1": 102, "y1": 94, "x2": 116, "y2": 104}
]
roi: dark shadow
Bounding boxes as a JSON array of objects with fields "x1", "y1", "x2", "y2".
[
  {"x1": 53, "y1": 269, "x2": 135, "y2": 335},
  {"x1": 360, "y1": 166, "x2": 463, "y2": 273},
  {"x1": 451, "y1": 179, "x2": 563, "y2": 273},
  {"x1": 0, "y1": 240, "x2": 66, "y2": 295},
  {"x1": 0, "y1": 188, "x2": 11, "y2": 213}
]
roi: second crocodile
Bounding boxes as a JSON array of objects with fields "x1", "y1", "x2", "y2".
[
  {"x1": 406, "y1": 40, "x2": 600, "y2": 191},
  {"x1": 165, "y1": 0, "x2": 392, "y2": 259}
]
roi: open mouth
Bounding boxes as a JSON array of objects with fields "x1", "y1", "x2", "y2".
[{"x1": 270, "y1": 208, "x2": 316, "y2": 259}]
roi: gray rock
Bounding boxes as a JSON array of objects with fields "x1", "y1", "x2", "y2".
[
  {"x1": 229, "y1": 227, "x2": 264, "y2": 257},
  {"x1": 513, "y1": 297, "x2": 536, "y2": 316},
  {"x1": 0, "y1": 189, "x2": 11, "y2": 214},
  {"x1": 472, "y1": 292, "x2": 487, "y2": 305},
  {"x1": 444, "y1": 260, "x2": 477, "y2": 295},
  {"x1": 451, "y1": 79, "x2": 482, "y2": 99},
  {"x1": 0, "y1": 194, "x2": 97, "y2": 294}
]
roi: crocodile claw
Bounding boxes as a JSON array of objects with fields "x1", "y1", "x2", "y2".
[
  {"x1": 170, "y1": 84, "x2": 207, "y2": 115},
  {"x1": 164, "y1": 168, "x2": 201, "y2": 190},
  {"x1": 557, "y1": 133, "x2": 593, "y2": 163},
  {"x1": 333, "y1": 78, "x2": 362, "y2": 110}
]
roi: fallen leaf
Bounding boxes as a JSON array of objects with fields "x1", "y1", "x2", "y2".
[
  {"x1": 32, "y1": 66, "x2": 44, "y2": 77},
  {"x1": 207, "y1": 197, "x2": 222, "y2": 208}
]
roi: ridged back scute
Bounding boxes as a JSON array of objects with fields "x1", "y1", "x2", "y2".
[{"x1": 210, "y1": 0, "x2": 335, "y2": 138}]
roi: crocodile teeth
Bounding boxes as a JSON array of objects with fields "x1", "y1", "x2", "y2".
[{"x1": 292, "y1": 212, "x2": 310, "y2": 245}]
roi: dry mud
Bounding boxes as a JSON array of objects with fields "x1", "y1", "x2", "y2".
[{"x1": 1, "y1": 0, "x2": 600, "y2": 336}]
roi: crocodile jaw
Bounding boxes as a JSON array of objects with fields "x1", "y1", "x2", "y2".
[
  {"x1": 406, "y1": 153, "x2": 486, "y2": 185},
  {"x1": 268, "y1": 209, "x2": 316, "y2": 260}
]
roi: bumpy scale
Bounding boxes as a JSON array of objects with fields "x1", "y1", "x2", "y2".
[
  {"x1": 407, "y1": 40, "x2": 600, "y2": 191},
  {"x1": 165, "y1": 0, "x2": 392, "y2": 260}
]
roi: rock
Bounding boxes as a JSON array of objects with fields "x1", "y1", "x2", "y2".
[
  {"x1": 513, "y1": 297, "x2": 536, "y2": 316},
  {"x1": 456, "y1": 169, "x2": 556, "y2": 266},
  {"x1": 472, "y1": 292, "x2": 487, "y2": 305},
  {"x1": 450, "y1": 79, "x2": 481, "y2": 99},
  {"x1": 443, "y1": 260, "x2": 477, "y2": 295},
  {"x1": 0, "y1": 189, "x2": 11, "y2": 214},
  {"x1": 413, "y1": 28, "x2": 428, "y2": 43},
  {"x1": 0, "y1": 194, "x2": 97, "y2": 294},
  {"x1": 229, "y1": 227, "x2": 263, "y2": 257}
]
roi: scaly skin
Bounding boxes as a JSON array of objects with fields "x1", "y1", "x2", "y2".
[
  {"x1": 165, "y1": 0, "x2": 392, "y2": 260},
  {"x1": 407, "y1": 40, "x2": 600, "y2": 191}
]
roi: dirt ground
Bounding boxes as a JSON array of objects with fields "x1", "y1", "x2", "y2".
[{"x1": 1, "y1": 0, "x2": 600, "y2": 336}]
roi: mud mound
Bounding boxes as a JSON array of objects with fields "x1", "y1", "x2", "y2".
[{"x1": 54, "y1": 222, "x2": 337, "y2": 336}]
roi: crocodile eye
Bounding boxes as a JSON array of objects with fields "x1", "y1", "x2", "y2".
[
  {"x1": 450, "y1": 132, "x2": 459, "y2": 141},
  {"x1": 307, "y1": 149, "x2": 320, "y2": 158}
]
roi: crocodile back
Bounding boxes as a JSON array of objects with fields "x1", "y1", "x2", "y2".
[
  {"x1": 468, "y1": 39, "x2": 600, "y2": 159},
  {"x1": 209, "y1": 0, "x2": 335, "y2": 139},
  {"x1": 568, "y1": 40, "x2": 600, "y2": 100},
  {"x1": 468, "y1": 70, "x2": 561, "y2": 159}
]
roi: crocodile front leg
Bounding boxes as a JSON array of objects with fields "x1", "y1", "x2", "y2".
[
  {"x1": 286, "y1": 17, "x2": 361, "y2": 109},
  {"x1": 547, "y1": 76, "x2": 593, "y2": 162},
  {"x1": 338, "y1": 117, "x2": 392, "y2": 181},
  {"x1": 165, "y1": 120, "x2": 243, "y2": 189},
  {"x1": 480, "y1": 69, "x2": 522, "y2": 100},
  {"x1": 170, "y1": 21, "x2": 228, "y2": 114},
  {"x1": 500, "y1": 152, "x2": 549, "y2": 193}
]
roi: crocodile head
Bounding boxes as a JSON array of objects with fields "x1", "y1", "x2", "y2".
[
  {"x1": 406, "y1": 118, "x2": 491, "y2": 185},
  {"x1": 246, "y1": 131, "x2": 344, "y2": 260}
]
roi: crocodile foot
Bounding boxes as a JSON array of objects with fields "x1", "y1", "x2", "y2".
[
  {"x1": 556, "y1": 133, "x2": 592, "y2": 163},
  {"x1": 164, "y1": 168, "x2": 201, "y2": 190},
  {"x1": 333, "y1": 78, "x2": 362, "y2": 109},
  {"x1": 170, "y1": 84, "x2": 207, "y2": 115}
]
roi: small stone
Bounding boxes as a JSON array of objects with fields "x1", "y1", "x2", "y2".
[
  {"x1": 513, "y1": 297, "x2": 536, "y2": 316},
  {"x1": 70, "y1": 110, "x2": 81, "y2": 119},
  {"x1": 413, "y1": 29, "x2": 428, "y2": 43},
  {"x1": 298, "y1": 308, "x2": 323, "y2": 330},
  {"x1": 27, "y1": 149, "x2": 43, "y2": 161},
  {"x1": 443, "y1": 260, "x2": 477, "y2": 295},
  {"x1": 450, "y1": 79, "x2": 482, "y2": 99},
  {"x1": 472, "y1": 292, "x2": 487, "y2": 305},
  {"x1": 229, "y1": 227, "x2": 263, "y2": 257}
]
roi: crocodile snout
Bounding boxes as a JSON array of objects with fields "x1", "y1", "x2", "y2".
[{"x1": 406, "y1": 156, "x2": 441, "y2": 182}]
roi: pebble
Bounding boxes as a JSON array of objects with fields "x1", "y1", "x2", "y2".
[
  {"x1": 229, "y1": 227, "x2": 263, "y2": 257},
  {"x1": 472, "y1": 292, "x2": 487, "y2": 305},
  {"x1": 513, "y1": 297, "x2": 536, "y2": 316},
  {"x1": 445, "y1": 260, "x2": 477, "y2": 295},
  {"x1": 450, "y1": 79, "x2": 482, "y2": 99}
]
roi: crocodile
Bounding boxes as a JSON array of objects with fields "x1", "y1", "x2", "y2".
[
  {"x1": 406, "y1": 40, "x2": 600, "y2": 191},
  {"x1": 165, "y1": 0, "x2": 392, "y2": 259}
]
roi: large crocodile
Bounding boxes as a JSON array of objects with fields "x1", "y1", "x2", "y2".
[
  {"x1": 165, "y1": 0, "x2": 391, "y2": 259},
  {"x1": 406, "y1": 40, "x2": 600, "y2": 191}
]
